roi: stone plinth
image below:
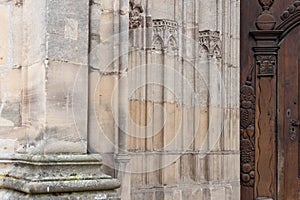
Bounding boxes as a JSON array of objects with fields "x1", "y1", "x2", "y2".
[{"x1": 0, "y1": 154, "x2": 120, "y2": 199}]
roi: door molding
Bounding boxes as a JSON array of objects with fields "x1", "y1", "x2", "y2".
[{"x1": 240, "y1": 0, "x2": 300, "y2": 199}]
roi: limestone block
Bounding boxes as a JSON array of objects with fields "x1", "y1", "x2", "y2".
[
  {"x1": 162, "y1": 158, "x2": 180, "y2": 185},
  {"x1": 174, "y1": 104, "x2": 183, "y2": 151},
  {"x1": 128, "y1": 100, "x2": 147, "y2": 151},
  {"x1": 0, "y1": 69, "x2": 22, "y2": 128},
  {"x1": 180, "y1": 154, "x2": 195, "y2": 183},
  {"x1": 206, "y1": 154, "x2": 223, "y2": 183},
  {"x1": 151, "y1": 0, "x2": 175, "y2": 19},
  {"x1": 223, "y1": 108, "x2": 240, "y2": 151},
  {"x1": 11, "y1": 3, "x2": 23, "y2": 68},
  {"x1": 163, "y1": 102, "x2": 176, "y2": 151},
  {"x1": 0, "y1": 4, "x2": 11, "y2": 68},
  {"x1": 22, "y1": 0, "x2": 47, "y2": 66},
  {"x1": 90, "y1": 11, "x2": 117, "y2": 71},
  {"x1": 88, "y1": 73, "x2": 117, "y2": 154},
  {"x1": 26, "y1": 62, "x2": 46, "y2": 126},
  {"x1": 194, "y1": 153, "x2": 207, "y2": 182},
  {"x1": 182, "y1": 106, "x2": 195, "y2": 151},
  {"x1": 182, "y1": 187, "x2": 204, "y2": 200},
  {"x1": 198, "y1": 1, "x2": 218, "y2": 30},
  {"x1": 210, "y1": 187, "x2": 226, "y2": 200},
  {"x1": 145, "y1": 154, "x2": 161, "y2": 185},
  {"x1": 42, "y1": 61, "x2": 88, "y2": 153},
  {"x1": 153, "y1": 102, "x2": 164, "y2": 150},
  {"x1": 22, "y1": 61, "x2": 89, "y2": 154},
  {"x1": 47, "y1": 0, "x2": 89, "y2": 64},
  {"x1": 0, "y1": 139, "x2": 18, "y2": 154},
  {"x1": 225, "y1": 182, "x2": 240, "y2": 200},
  {"x1": 194, "y1": 107, "x2": 209, "y2": 152}
]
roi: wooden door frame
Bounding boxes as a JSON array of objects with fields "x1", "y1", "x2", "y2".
[{"x1": 240, "y1": 0, "x2": 300, "y2": 199}]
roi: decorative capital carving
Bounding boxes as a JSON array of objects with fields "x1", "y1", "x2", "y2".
[
  {"x1": 14, "y1": 0, "x2": 23, "y2": 7},
  {"x1": 199, "y1": 30, "x2": 221, "y2": 57},
  {"x1": 256, "y1": 55, "x2": 276, "y2": 77},
  {"x1": 152, "y1": 19, "x2": 178, "y2": 52},
  {"x1": 280, "y1": 1, "x2": 300, "y2": 20},
  {"x1": 129, "y1": 0, "x2": 144, "y2": 29}
]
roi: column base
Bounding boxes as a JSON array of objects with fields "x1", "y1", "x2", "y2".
[{"x1": 0, "y1": 154, "x2": 120, "y2": 199}]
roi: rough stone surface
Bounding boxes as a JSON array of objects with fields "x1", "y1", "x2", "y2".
[
  {"x1": 88, "y1": 0, "x2": 240, "y2": 199},
  {"x1": 0, "y1": 154, "x2": 120, "y2": 198},
  {"x1": 0, "y1": 0, "x2": 240, "y2": 199}
]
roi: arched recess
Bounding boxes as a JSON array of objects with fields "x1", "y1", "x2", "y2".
[
  {"x1": 240, "y1": 0, "x2": 300, "y2": 200},
  {"x1": 152, "y1": 36, "x2": 164, "y2": 51}
]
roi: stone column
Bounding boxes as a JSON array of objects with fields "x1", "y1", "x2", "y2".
[
  {"x1": 115, "y1": 0, "x2": 131, "y2": 199},
  {"x1": 0, "y1": 0, "x2": 120, "y2": 198}
]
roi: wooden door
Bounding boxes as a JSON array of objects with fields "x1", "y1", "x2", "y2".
[
  {"x1": 278, "y1": 25, "x2": 300, "y2": 200},
  {"x1": 241, "y1": 0, "x2": 300, "y2": 199}
]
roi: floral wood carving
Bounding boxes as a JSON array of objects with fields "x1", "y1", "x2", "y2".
[
  {"x1": 280, "y1": 1, "x2": 300, "y2": 20},
  {"x1": 256, "y1": 55, "x2": 276, "y2": 77},
  {"x1": 129, "y1": 0, "x2": 144, "y2": 29},
  {"x1": 240, "y1": 76, "x2": 256, "y2": 187},
  {"x1": 199, "y1": 30, "x2": 222, "y2": 57}
]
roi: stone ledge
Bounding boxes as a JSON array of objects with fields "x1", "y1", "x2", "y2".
[
  {"x1": 0, "y1": 190, "x2": 120, "y2": 200},
  {"x1": 0, "y1": 177, "x2": 120, "y2": 194},
  {"x1": 0, "y1": 154, "x2": 120, "y2": 196}
]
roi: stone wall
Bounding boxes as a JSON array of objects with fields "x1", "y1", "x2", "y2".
[
  {"x1": 88, "y1": 0, "x2": 240, "y2": 199},
  {"x1": 0, "y1": 0, "x2": 240, "y2": 199},
  {"x1": 0, "y1": 0, "x2": 120, "y2": 199}
]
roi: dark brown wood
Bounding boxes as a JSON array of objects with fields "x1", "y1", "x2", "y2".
[
  {"x1": 277, "y1": 25, "x2": 300, "y2": 200},
  {"x1": 251, "y1": 31, "x2": 281, "y2": 200},
  {"x1": 241, "y1": 0, "x2": 300, "y2": 199}
]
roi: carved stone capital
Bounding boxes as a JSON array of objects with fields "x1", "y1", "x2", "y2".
[
  {"x1": 152, "y1": 19, "x2": 178, "y2": 52},
  {"x1": 199, "y1": 30, "x2": 221, "y2": 57},
  {"x1": 129, "y1": 0, "x2": 144, "y2": 29}
]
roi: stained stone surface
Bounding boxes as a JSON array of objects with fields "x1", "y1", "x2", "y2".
[
  {"x1": 0, "y1": 0, "x2": 240, "y2": 199},
  {"x1": 0, "y1": 154, "x2": 120, "y2": 199},
  {"x1": 89, "y1": 0, "x2": 240, "y2": 199}
]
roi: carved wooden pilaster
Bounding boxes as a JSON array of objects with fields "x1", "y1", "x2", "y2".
[
  {"x1": 241, "y1": 0, "x2": 300, "y2": 199},
  {"x1": 250, "y1": 30, "x2": 282, "y2": 200}
]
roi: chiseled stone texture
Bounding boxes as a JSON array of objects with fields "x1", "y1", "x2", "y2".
[
  {"x1": 89, "y1": 0, "x2": 240, "y2": 199},
  {"x1": 0, "y1": 0, "x2": 240, "y2": 199},
  {"x1": 0, "y1": 154, "x2": 121, "y2": 200}
]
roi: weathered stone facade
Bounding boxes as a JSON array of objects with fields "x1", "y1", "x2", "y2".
[{"x1": 0, "y1": 0, "x2": 240, "y2": 199}]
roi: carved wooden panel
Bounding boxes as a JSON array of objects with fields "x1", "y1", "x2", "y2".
[
  {"x1": 241, "y1": 0, "x2": 300, "y2": 199},
  {"x1": 240, "y1": 79, "x2": 256, "y2": 187},
  {"x1": 256, "y1": 55, "x2": 276, "y2": 77}
]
